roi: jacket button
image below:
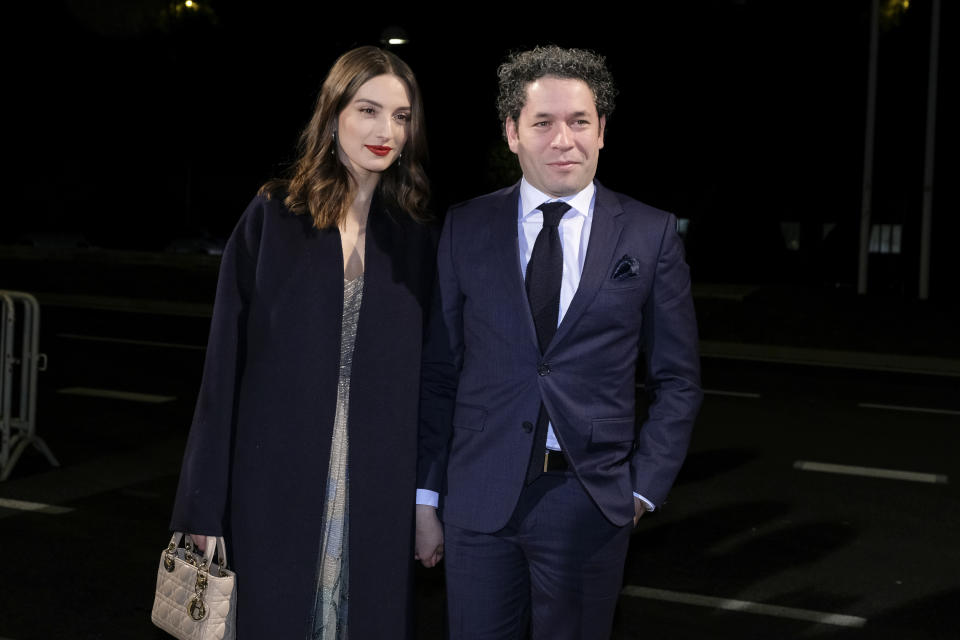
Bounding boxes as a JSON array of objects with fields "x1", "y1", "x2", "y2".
[
  {"x1": 522, "y1": 421, "x2": 533, "y2": 433},
  {"x1": 537, "y1": 363, "x2": 551, "y2": 376}
]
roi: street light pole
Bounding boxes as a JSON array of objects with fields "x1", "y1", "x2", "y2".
[
  {"x1": 918, "y1": 0, "x2": 941, "y2": 300},
  {"x1": 857, "y1": 0, "x2": 879, "y2": 295}
]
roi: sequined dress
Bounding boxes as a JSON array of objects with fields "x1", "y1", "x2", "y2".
[{"x1": 309, "y1": 275, "x2": 364, "y2": 639}]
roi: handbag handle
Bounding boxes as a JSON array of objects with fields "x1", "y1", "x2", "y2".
[{"x1": 167, "y1": 532, "x2": 230, "y2": 572}]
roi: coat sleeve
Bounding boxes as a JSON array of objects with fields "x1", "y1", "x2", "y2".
[
  {"x1": 631, "y1": 213, "x2": 703, "y2": 507},
  {"x1": 417, "y1": 208, "x2": 463, "y2": 496},
  {"x1": 169, "y1": 197, "x2": 265, "y2": 534}
]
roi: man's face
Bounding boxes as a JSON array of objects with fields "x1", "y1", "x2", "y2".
[{"x1": 505, "y1": 76, "x2": 605, "y2": 198}]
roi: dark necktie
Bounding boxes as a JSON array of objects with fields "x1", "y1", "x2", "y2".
[
  {"x1": 525, "y1": 201, "x2": 570, "y2": 352},
  {"x1": 524, "y1": 201, "x2": 571, "y2": 484}
]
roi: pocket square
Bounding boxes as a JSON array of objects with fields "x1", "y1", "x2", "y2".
[{"x1": 612, "y1": 255, "x2": 641, "y2": 280}]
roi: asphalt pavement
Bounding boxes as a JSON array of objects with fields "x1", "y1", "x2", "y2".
[{"x1": 1, "y1": 247, "x2": 958, "y2": 639}]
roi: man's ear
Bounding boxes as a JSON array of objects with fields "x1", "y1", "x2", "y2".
[
  {"x1": 598, "y1": 115, "x2": 606, "y2": 150},
  {"x1": 505, "y1": 118, "x2": 520, "y2": 153}
]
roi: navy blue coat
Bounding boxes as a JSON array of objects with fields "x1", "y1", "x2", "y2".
[
  {"x1": 171, "y1": 193, "x2": 435, "y2": 638},
  {"x1": 419, "y1": 181, "x2": 702, "y2": 532}
]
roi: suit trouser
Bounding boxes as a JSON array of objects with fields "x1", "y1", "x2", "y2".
[{"x1": 444, "y1": 471, "x2": 633, "y2": 640}]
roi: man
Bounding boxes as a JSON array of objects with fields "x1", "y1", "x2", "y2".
[{"x1": 415, "y1": 46, "x2": 702, "y2": 639}]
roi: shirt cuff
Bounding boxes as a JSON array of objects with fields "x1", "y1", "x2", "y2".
[
  {"x1": 633, "y1": 492, "x2": 655, "y2": 512},
  {"x1": 416, "y1": 489, "x2": 439, "y2": 507}
]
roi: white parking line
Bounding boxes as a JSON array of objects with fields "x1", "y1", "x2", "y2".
[
  {"x1": 0, "y1": 498, "x2": 73, "y2": 515},
  {"x1": 622, "y1": 586, "x2": 867, "y2": 628},
  {"x1": 705, "y1": 389, "x2": 762, "y2": 398},
  {"x1": 57, "y1": 333, "x2": 205, "y2": 351},
  {"x1": 794, "y1": 460, "x2": 948, "y2": 484},
  {"x1": 57, "y1": 387, "x2": 176, "y2": 404},
  {"x1": 37, "y1": 294, "x2": 213, "y2": 318},
  {"x1": 699, "y1": 340, "x2": 960, "y2": 377},
  {"x1": 637, "y1": 384, "x2": 760, "y2": 399},
  {"x1": 858, "y1": 402, "x2": 960, "y2": 417},
  {"x1": 119, "y1": 489, "x2": 161, "y2": 499}
]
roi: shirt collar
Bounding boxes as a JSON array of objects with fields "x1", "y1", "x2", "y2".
[{"x1": 518, "y1": 178, "x2": 595, "y2": 221}]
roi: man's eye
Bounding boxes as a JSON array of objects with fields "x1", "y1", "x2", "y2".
[{"x1": 533, "y1": 121, "x2": 550, "y2": 127}]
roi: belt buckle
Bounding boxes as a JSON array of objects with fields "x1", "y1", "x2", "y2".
[{"x1": 544, "y1": 449, "x2": 566, "y2": 472}]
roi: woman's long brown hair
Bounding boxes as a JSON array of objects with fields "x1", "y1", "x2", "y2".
[{"x1": 260, "y1": 46, "x2": 430, "y2": 228}]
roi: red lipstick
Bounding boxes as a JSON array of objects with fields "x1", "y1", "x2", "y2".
[{"x1": 365, "y1": 145, "x2": 392, "y2": 156}]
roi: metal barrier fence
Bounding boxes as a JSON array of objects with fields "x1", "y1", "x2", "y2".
[{"x1": 1, "y1": 290, "x2": 58, "y2": 481}]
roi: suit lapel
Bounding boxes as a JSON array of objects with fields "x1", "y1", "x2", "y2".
[
  {"x1": 547, "y1": 182, "x2": 624, "y2": 353},
  {"x1": 491, "y1": 184, "x2": 541, "y2": 349}
]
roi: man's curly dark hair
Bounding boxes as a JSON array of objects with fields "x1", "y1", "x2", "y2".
[{"x1": 496, "y1": 45, "x2": 617, "y2": 135}]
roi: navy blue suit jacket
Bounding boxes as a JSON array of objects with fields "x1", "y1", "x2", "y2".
[{"x1": 419, "y1": 181, "x2": 702, "y2": 532}]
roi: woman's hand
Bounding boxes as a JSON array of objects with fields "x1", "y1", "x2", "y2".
[
  {"x1": 633, "y1": 496, "x2": 647, "y2": 526},
  {"x1": 189, "y1": 534, "x2": 209, "y2": 553}
]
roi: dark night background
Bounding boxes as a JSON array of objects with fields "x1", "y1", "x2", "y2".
[
  {"x1": 6, "y1": 0, "x2": 956, "y2": 299},
  {"x1": 2, "y1": 3, "x2": 959, "y2": 639}
]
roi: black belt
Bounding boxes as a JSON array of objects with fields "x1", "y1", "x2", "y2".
[{"x1": 543, "y1": 449, "x2": 570, "y2": 472}]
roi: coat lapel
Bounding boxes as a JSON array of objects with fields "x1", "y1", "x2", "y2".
[
  {"x1": 547, "y1": 182, "x2": 624, "y2": 353},
  {"x1": 359, "y1": 199, "x2": 392, "y2": 321}
]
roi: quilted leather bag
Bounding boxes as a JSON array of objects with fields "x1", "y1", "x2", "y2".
[{"x1": 151, "y1": 533, "x2": 237, "y2": 640}]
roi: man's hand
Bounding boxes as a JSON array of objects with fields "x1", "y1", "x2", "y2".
[
  {"x1": 633, "y1": 496, "x2": 647, "y2": 527},
  {"x1": 414, "y1": 504, "x2": 444, "y2": 568}
]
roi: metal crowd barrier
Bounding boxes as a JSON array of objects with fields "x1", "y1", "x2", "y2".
[{"x1": 1, "y1": 290, "x2": 58, "y2": 481}]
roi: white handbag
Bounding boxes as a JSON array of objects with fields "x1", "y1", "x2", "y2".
[{"x1": 151, "y1": 533, "x2": 237, "y2": 640}]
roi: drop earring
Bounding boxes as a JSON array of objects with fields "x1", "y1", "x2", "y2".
[{"x1": 331, "y1": 131, "x2": 337, "y2": 156}]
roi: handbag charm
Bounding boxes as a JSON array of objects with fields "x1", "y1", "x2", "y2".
[{"x1": 189, "y1": 560, "x2": 209, "y2": 621}]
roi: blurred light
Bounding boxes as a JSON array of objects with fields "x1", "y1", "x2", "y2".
[
  {"x1": 380, "y1": 25, "x2": 410, "y2": 47},
  {"x1": 780, "y1": 221, "x2": 801, "y2": 252},
  {"x1": 880, "y1": 0, "x2": 910, "y2": 29},
  {"x1": 161, "y1": 0, "x2": 216, "y2": 25},
  {"x1": 869, "y1": 224, "x2": 902, "y2": 254}
]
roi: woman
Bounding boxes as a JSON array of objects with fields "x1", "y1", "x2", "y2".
[{"x1": 169, "y1": 46, "x2": 434, "y2": 639}]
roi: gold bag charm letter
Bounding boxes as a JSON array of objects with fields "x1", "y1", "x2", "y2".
[{"x1": 188, "y1": 562, "x2": 208, "y2": 621}]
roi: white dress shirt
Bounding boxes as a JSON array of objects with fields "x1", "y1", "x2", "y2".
[
  {"x1": 417, "y1": 178, "x2": 653, "y2": 512},
  {"x1": 517, "y1": 178, "x2": 594, "y2": 452}
]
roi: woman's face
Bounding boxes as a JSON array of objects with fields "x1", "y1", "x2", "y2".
[{"x1": 336, "y1": 73, "x2": 411, "y2": 181}]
